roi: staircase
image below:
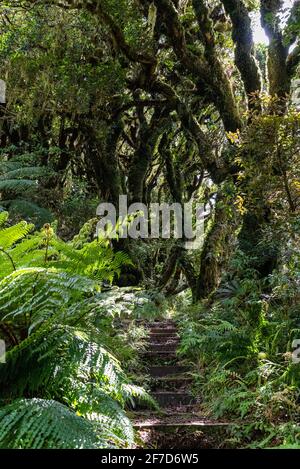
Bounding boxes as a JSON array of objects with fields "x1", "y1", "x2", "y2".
[{"x1": 130, "y1": 319, "x2": 231, "y2": 449}]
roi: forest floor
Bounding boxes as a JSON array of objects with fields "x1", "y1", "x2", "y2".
[{"x1": 129, "y1": 319, "x2": 233, "y2": 449}]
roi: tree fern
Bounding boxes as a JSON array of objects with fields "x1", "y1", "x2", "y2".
[
  {"x1": 0, "y1": 319, "x2": 150, "y2": 447},
  {"x1": 0, "y1": 273, "x2": 153, "y2": 447},
  {"x1": 0, "y1": 399, "x2": 119, "y2": 449},
  {"x1": 0, "y1": 213, "x2": 152, "y2": 448},
  {"x1": 51, "y1": 237, "x2": 132, "y2": 282},
  {"x1": 0, "y1": 149, "x2": 56, "y2": 224},
  {"x1": 0, "y1": 217, "x2": 132, "y2": 285},
  {"x1": 0, "y1": 268, "x2": 99, "y2": 346},
  {"x1": 0, "y1": 179, "x2": 38, "y2": 191},
  {"x1": 0, "y1": 315, "x2": 153, "y2": 407},
  {"x1": 7, "y1": 199, "x2": 53, "y2": 226},
  {"x1": 0, "y1": 166, "x2": 49, "y2": 180}
]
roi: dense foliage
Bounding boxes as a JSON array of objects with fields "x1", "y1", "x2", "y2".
[
  {"x1": 0, "y1": 0, "x2": 299, "y2": 450},
  {"x1": 0, "y1": 214, "x2": 157, "y2": 448}
]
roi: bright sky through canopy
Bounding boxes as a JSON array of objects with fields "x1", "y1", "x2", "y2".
[{"x1": 251, "y1": 0, "x2": 294, "y2": 44}]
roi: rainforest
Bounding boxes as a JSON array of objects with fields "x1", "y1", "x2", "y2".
[{"x1": 0, "y1": 0, "x2": 299, "y2": 453}]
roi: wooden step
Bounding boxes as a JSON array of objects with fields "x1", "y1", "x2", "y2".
[
  {"x1": 148, "y1": 342, "x2": 178, "y2": 352},
  {"x1": 148, "y1": 365, "x2": 189, "y2": 377},
  {"x1": 153, "y1": 375, "x2": 192, "y2": 382},
  {"x1": 133, "y1": 413, "x2": 230, "y2": 429},
  {"x1": 151, "y1": 376, "x2": 193, "y2": 391},
  {"x1": 143, "y1": 350, "x2": 177, "y2": 358},
  {"x1": 152, "y1": 392, "x2": 196, "y2": 407},
  {"x1": 145, "y1": 321, "x2": 177, "y2": 327},
  {"x1": 149, "y1": 338, "x2": 179, "y2": 345},
  {"x1": 119, "y1": 320, "x2": 176, "y2": 328},
  {"x1": 150, "y1": 327, "x2": 177, "y2": 334},
  {"x1": 150, "y1": 332, "x2": 179, "y2": 339},
  {"x1": 131, "y1": 404, "x2": 200, "y2": 417}
]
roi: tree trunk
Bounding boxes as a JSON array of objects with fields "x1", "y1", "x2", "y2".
[{"x1": 195, "y1": 192, "x2": 234, "y2": 301}]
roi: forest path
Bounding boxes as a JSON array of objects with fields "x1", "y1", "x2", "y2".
[{"x1": 130, "y1": 319, "x2": 230, "y2": 449}]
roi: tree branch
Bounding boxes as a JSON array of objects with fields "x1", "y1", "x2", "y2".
[
  {"x1": 261, "y1": 0, "x2": 290, "y2": 98},
  {"x1": 221, "y1": 0, "x2": 262, "y2": 111},
  {"x1": 284, "y1": 0, "x2": 300, "y2": 47},
  {"x1": 150, "y1": 79, "x2": 231, "y2": 183},
  {"x1": 153, "y1": 0, "x2": 242, "y2": 131},
  {"x1": 30, "y1": 0, "x2": 156, "y2": 66},
  {"x1": 287, "y1": 43, "x2": 300, "y2": 77}
]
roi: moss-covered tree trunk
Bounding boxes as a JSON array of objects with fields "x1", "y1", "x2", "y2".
[{"x1": 195, "y1": 191, "x2": 236, "y2": 301}]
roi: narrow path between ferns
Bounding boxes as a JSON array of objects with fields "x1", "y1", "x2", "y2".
[{"x1": 128, "y1": 319, "x2": 231, "y2": 449}]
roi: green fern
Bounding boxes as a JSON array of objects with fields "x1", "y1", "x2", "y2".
[
  {"x1": 0, "y1": 211, "x2": 8, "y2": 227},
  {"x1": 0, "y1": 150, "x2": 55, "y2": 224},
  {"x1": 51, "y1": 237, "x2": 132, "y2": 282},
  {"x1": 0, "y1": 314, "x2": 150, "y2": 446},
  {"x1": 0, "y1": 220, "x2": 34, "y2": 250},
  {"x1": 0, "y1": 213, "x2": 152, "y2": 449},
  {"x1": 0, "y1": 213, "x2": 35, "y2": 276},
  {"x1": 0, "y1": 399, "x2": 118, "y2": 449},
  {"x1": 0, "y1": 216, "x2": 132, "y2": 284}
]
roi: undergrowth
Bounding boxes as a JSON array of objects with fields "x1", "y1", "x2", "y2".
[
  {"x1": 176, "y1": 242, "x2": 300, "y2": 448},
  {"x1": 0, "y1": 213, "x2": 156, "y2": 448}
]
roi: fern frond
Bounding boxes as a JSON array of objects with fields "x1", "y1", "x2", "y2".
[
  {"x1": 0, "y1": 268, "x2": 98, "y2": 326},
  {"x1": 121, "y1": 383, "x2": 158, "y2": 409},
  {"x1": 0, "y1": 166, "x2": 50, "y2": 180},
  {"x1": 6, "y1": 199, "x2": 53, "y2": 225},
  {"x1": 0, "y1": 220, "x2": 34, "y2": 250},
  {"x1": 0, "y1": 213, "x2": 149, "y2": 449},
  {"x1": 50, "y1": 238, "x2": 132, "y2": 282},
  {"x1": 0, "y1": 399, "x2": 116, "y2": 449},
  {"x1": 0, "y1": 179, "x2": 37, "y2": 191},
  {"x1": 0, "y1": 211, "x2": 8, "y2": 227},
  {"x1": 76, "y1": 392, "x2": 135, "y2": 444}
]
